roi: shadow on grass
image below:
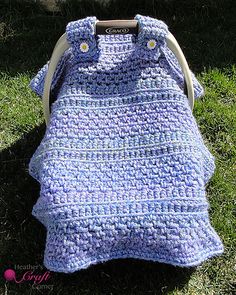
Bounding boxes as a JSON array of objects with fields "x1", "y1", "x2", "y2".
[
  {"x1": 0, "y1": 0, "x2": 235, "y2": 76},
  {"x1": 0, "y1": 124, "x2": 197, "y2": 294}
]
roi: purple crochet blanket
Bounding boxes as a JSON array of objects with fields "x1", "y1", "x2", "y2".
[{"x1": 28, "y1": 14, "x2": 224, "y2": 273}]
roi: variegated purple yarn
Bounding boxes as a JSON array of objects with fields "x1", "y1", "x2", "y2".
[{"x1": 28, "y1": 14, "x2": 224, "y2": 273}]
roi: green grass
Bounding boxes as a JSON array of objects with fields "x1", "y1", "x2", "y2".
[{"x1": 0, "y1": 1, "x2": 235, "y2": 294}]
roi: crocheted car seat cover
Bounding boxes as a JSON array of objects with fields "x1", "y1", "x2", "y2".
[{"x1": 28, "y1": 14, "x2": 224, "y2": 273}]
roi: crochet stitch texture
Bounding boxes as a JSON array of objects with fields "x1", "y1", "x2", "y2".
[{"x1": 28, "y1": 14, "x2": 224, "y2": 273}]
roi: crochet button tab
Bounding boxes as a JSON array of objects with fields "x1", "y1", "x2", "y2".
[
  {"x1": 80, "y1": 42, "x2": 89, "y2": 53},
  {"x1": 147, "y1": 39, "x2": 157, "y2": 49}
]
